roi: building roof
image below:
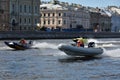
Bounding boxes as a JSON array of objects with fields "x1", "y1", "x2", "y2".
[
  {"x1": 40, "y1": 3, "x2": 68, "y2": 10},
  {"x1": 106, "y1": 6, "x2": 120, "y2": 15},
  {"x1": 100, "y1": 9, "x2": 112, "y2": 17},
  {"x1": 110, "y1": 7, "x2": 120, "y2": 15}
]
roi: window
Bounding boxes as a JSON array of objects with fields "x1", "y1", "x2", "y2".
[
  {"x1": 24, "y1": 27, "x2": 26, "y2": 30},
  {"x1": 35, "y1": 6, "x2": 37, "y2": 13},
  {"x1": 64, "y1": 20, "x2": 66, "y2": 24},
  {"x1": 29, "y1": 18, "x2": 31, "y2": 24},
  {"x1": 44, "y1": 20, "x2": 46, "y2": 25},
  {"x1": 24, "y1": 5, "x2": 26, "y2": 13},
  {"x1": 29, "y1": 6, "x2": 31, "y2": 13},
  {"x1": 20, "y1": 5, "x2": 22, "y2": 13},
  {"x1": 53, "y1": 13, "x2": 55, "y2": 16},
  {"x1": 58, "y1": 20, "x2": 61, "y2": 24},
  {"x1": 64, "y1": 13, "x2": 66, "y2": 17},
  {"x1": 24, "y1": 18, "x2": 26, "y2": 24},
  {"x1": 59, "y1": 13, "x2": 61, "y2": 17},
  {"x1": 20, "y1": 18, "x2": 22, "y2": 24},
  {"x1": 35, "y1": 19, "x2": 37, "y2": 24},
  {"x1": 44, "y1": 13, "x2": 46, "y2": 17},
  {"x1": 48, "y1": 13, "x2": 50, "y2": 17},
  {"x1": 52, "y1": 19, "x2": 55, "y2": 24},
  {"x1": 48, "y1": 20, "x2": 50, "y2": 24}
]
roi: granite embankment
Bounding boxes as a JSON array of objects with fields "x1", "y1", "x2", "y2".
[{"x1": 0, "y1": 31, "x2": 120, "y2": 40}]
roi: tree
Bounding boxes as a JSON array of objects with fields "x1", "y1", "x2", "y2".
[{"x1": 40, "y1": 26, "x2": 47, "y2": 31}]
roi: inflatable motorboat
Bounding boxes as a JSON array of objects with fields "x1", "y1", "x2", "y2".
[
  {"x1": 4, "y1": 41, "x2": 33, "y2": 50},
  {"x1": 58, "y1": 44, "x2": 103, "y2": 57}
]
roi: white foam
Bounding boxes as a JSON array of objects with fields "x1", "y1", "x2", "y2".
[
  {"x1": 103, "y1": 48, "x2": 120, "y2": 58},
  {"x1": 32, "y1": 42, "x2": 58, "y2": 49},
  {"x1": 0, "y1": 46, "x2": 12, "y2": 50},
  {"x1": 88, "y1": 38, "x2": 99, "y2": 43}
]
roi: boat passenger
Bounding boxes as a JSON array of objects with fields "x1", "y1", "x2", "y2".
[
  {"x1": 73, "y1": 37, "x2": 87, "y2": 44},
  {"x1": 19, "y1": 38, "x2": 27, "y2": 44},
  {"x1": 77, "y1": 38, "x2": 84, "y2": 47}
]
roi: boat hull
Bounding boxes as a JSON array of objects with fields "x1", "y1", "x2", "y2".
[
  {"x1": 4, "y1": 41, "x2": 32, "y2": 50},
  {"x1": 58, "y1": 44, "x2": 103, "y2": 57}
]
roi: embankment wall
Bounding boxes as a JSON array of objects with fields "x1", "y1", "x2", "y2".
[{"x1": 0, "y1": 31, "x2": 120, "y2": 40}]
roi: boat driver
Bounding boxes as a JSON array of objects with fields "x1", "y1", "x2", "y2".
[
  {"x1": 76, "y1": 38, "x2": 84, "y2": 47},
  {"x1": 19, "y1": 38, "x2": 27, "y2": 44}
]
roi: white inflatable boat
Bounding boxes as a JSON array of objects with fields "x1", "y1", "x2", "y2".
[{"x1": 58, "y1": 44, "x2": 103, "y2": 57}]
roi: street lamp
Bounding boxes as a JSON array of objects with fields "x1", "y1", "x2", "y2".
[{"x1": 36, "y1": 23, "x2": 40, "y2": 30}]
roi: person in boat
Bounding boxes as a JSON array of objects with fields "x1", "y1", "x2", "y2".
[
  {"x1": 19, "y1": 38, "x2": 27, "y2": 44},
  {"x1": 73, "y1": 37, "x2": 87, "y2": 47},
  {"x1": 76, "y1": 37, "x2": 84, "y2": 47}
]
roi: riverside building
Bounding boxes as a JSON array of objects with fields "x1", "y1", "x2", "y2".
[
  {"x1": 0, "y1": 0, "x2": 9, "y2": 31},
  {"x1": 0, "y1": 0, "x2": 40, "y2": 31},
  {"x1": 40, "y1": 0, "x2": 90, "y2": 31},
  {"x1": 107, "y1": 6, "x2": 120, "y2": 32},
  {"x1": 88, "y1": 7, "x2": 111, "y2": 32}
]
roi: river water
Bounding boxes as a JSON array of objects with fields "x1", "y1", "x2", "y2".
[{"x1": 0, "y1": 38, "x2": 120, "y2": 80}]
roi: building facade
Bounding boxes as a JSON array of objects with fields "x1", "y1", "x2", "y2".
[
  {"x1": 89, "y1": 7, "x2": 111, "y2": 32},
  {"x1": 111, "y1": 14, "x2": 120, "y2": 32},
  {"x1": 10, "y1": 0, "x2": 40, "y2": 31},
  {"x1": 40, "y1": 2, "x2": 90, "y2": 30},
  {"x1": 99, "y1": 12, "x2": 111, "y2": 32},
  {"x1": 89, "y1": 12, "x2": 101, "y2": 32},
  {"x1": 107, "y1": 6, "x2": 120, "y2": 32},
  {"x1": 0, "y1": 0, "x2": 9, "y2": 31},
  {"x1": 0, "y1": 0, "x2": 40, "y2": 31}
]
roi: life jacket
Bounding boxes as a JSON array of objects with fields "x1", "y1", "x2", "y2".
[{"x1": 73, "y1": 37, "x2": 87, "y2": 43}]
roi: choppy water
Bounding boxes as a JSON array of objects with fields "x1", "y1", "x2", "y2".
[{"x1": 0, "y1": 38, "x2": 120, "y2": 80}]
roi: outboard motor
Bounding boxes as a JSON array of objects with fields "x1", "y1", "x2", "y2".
[{"x1": 88, "y1": 42, "x2": 95, "y2": 48}]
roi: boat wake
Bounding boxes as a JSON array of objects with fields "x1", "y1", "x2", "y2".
[
  {"x1": 103, "y1": 48, "x2": 120, "y2": 58},
  {"x1": 0, "y1": 46, "x2": 12, "y2": 50},
  {"x1": 88, "y1": 39, "x2": 120, "y2": 58},
  {"x1": 32, "y1": 42, "x2": 66, "y2": 56},
  {"x1": 32, "y1": 42, "x2": 58, "y2": 49}
]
